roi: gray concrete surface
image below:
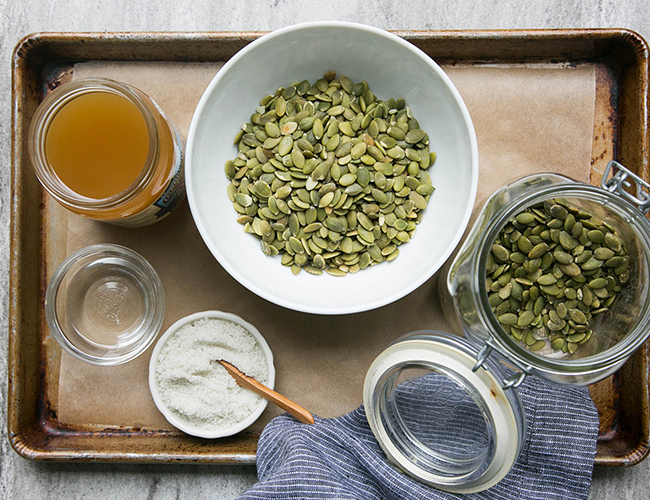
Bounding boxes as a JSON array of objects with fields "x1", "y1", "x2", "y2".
[{"x1": 1, "y1": 0, "x2": 650, "y2": 498}]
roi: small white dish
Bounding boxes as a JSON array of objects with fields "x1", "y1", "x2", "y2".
[
  {"x1": 148, "y1": 311, "x2": 275, "y2": 439},
  {"x1": 186, "y1": 21, "x2": 479, "y2": 315}
]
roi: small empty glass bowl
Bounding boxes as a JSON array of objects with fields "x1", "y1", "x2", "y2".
[{"x1": 45, "y1": 244, "x2": 165, "y2": 365}]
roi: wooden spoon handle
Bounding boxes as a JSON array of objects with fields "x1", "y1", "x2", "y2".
[{"x1": 218, "y1": 360, "x2": 315, "y2": 424}]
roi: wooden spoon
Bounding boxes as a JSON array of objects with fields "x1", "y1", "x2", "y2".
[{"x1": 217, "y1": 360, "x2": 315, "y2": 424}]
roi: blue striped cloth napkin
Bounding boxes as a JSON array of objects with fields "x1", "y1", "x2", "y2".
[{"x1": 238, "y1": 373, "x2": 598, "y2": 500}]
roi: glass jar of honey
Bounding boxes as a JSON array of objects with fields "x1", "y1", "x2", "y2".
[{"x1": 28, "y1": 78, "x2": 185, "y2": 227}]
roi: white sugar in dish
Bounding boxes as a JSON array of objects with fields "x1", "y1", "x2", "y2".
[{"x1": 155, "y1": 317, "x2": 269, "y2": 431}]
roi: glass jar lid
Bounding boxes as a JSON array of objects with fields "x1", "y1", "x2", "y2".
[{"x1": 363, "y1": 331, "x2": 525, "y2": 493}]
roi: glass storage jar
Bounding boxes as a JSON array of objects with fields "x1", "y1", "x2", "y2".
[
  {"x1": 28, "y1": 78, "x2": 185, "y2": 227},
  {"x1": 441, "y1": 164, "x2": 650, "y2": 386},
  {"x1": 363, "y1": 162, "x2": 650, "y2": 492}
]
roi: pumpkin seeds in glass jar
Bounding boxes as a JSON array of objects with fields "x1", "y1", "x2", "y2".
[{"x1": 486, "y1": 197, "x2": 629, "y2": 355}]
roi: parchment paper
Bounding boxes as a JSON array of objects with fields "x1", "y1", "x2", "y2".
[{"x1": 57, "y1": 61, "x2": 595, "y2": 432}]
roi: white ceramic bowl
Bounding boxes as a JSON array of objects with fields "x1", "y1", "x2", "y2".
[
  {"x1": 148, "y1": 311, "x2": 275, "y2": 439},
  {"x1": 186, "y1": 21, "x2": 478, "y2": 315}
]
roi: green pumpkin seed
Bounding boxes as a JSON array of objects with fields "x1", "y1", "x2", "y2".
[
  {"x1": 278, "y1": 136, "x2": 293, "y2": 156},
  {"x1": 368, "y1": 245, "x2": 383, "y2": 262},
  {"x1": 405, "y1": 128, "x2": 426, "y2": 144},
  {"x1": 551, "y1": 338, "x2": 566, "y2": 351},
  {"x1": 559, "y1": 231, "x2": 577, "y2": 250},
  {"x1": 605, "y1": 256, "x2": 625, "y2": 267},
  {"x1": 568, "y1": 333, "x2": 586, "y2": 343},
  {"x1": 540, "y1": 284, "x2": 560, "y2": 296},
  {"x1": 518, "y1": 310, "x2": 536, "y2": 327},
  {"x1": 498, "y1": 313, "x2": 518, "y2": 325},
  {"x1": 492, "y1": 244, "x2": 510, "y2": 262},
  {"x1": 388, "y1": 126, "x2": 405, "y2": 141},
  {"x1": 587, "y1": 230, "x2": 605, "y2": 244},
  {"x1": 510, "y1": 252, "x2": 526, "y2": 264},
  {"x1": 553, "y1": 250, "x2": 573, "y2": 265},
  {"x1": 537, "y1": 274, "x2": 557, "y2": 286},
  {"x1": 568, "y1": 308, "x2": 587, "y2": 324},
  {"x1": 324, "y1": 216, "x2": 346, "y2": 233},
  {"x1": 499, "y1": 282, "x2": 513, "y2": 300},
  {"x1": 416, "y1": 184, "x2": 435, "y2": 196},
  {"x1": 549, "y1": 204, "x2": 568, "y2": 219},
  {"x1": 517, "y1": 236, "x2": 533, "y2": 254},
  {"x1": 371, "y1": 189, "x2": 388, "y2": 204},
  {"x1": 530, "y1": 340, "x2": 546, "y2": 351},
  {"x1": 516, "y1": 212, "x2": 535, "y2": 225},
  {"x1": 604, "y1": 232, "x2": 622, "y2": 251},
  {"x1": 549, "y1": 309, "x2": 561, "y2": 324},
  {"x1": 594, "y1": 247, "x2": 615, "y2": 260},
  {"x1": 581, "y1": 257, "x2": 604, "y2": 271},
  {"x1": 528, "y1": 243, "x2": 548, "y2": 259},
  {"x1": 588, "y1": 277, "x2": 607, "y2": 289},
  {"x1": 559, "y1": 263, "x2": 581, "y2": 277}
]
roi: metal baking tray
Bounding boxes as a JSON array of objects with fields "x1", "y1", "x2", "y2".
[{"x1": 9, "y1": 29, "x2": 650, "y2": 465}]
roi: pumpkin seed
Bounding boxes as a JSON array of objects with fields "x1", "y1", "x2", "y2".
[
  {"x1": 518, "y1": 310, "x2": 536, "y2": 327},
  {"x1": 530, "y1": 340, "x2": 546, "y2": 351},
  {"x1": 492, "y1": 244, "x2": 510, "y2": 262},
  {"x1": 498, "y1": 313, "x2": 518, "y2": 325},
  {"x1": 587, "y1": 230, "x2": 604, "y2": 244},
  {"x1": 517, "y1": 236, "x2": 533, "y2": 254},
  {"x1": 528, "y1": 243, "x2": 548, "y2": 259},
  {"x1": 551, "y1": 338, "x2": 566, "y2": 351},
  {"x1": 499, "y1": 283, "x2": 513, "y2": 300},
  {"x1": 604, "y1": 232, "x2": 622, "y2": 251},
  {"x1": 588, "y1": 277, "x2": 607, "y2": 289},
  {"x1": 594, "y1": 247, "x2": 615, "y2": 260},
  {"x1": 581, "y1": 257, "x2": 604, "y2": 271},
  {"x1": 537, "y1": 274, "x2": 557, "y2": 285},
  {"x1": 553, "y1": 250, "x2": 573, "y2": 265},
  {"x1": 569, "y1": 308, "x2": 587, "y2": 324},
  {"x1": 550, "y1": 204, "x2": 568, "y2": 220},
  {"x1": 516, "y1": 212, "x2": 535, "y2": 225},
  {"x1": 605, "y1": 256, "x2": 625, "y2": 267}
]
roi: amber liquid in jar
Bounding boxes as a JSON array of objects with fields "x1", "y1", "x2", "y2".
[
  {"x1": 45, "y1": 92, "x2": 149, "y2": 200},
  {"x1": 29, "y1": 78, "x2": 185, "y2": 227}
]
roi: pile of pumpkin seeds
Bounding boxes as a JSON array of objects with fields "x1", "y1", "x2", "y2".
[
  {"x1": 486, "y1": 198, "x2": 630, "y2": 355},
  {"x1": 225, "y1": 71, "x2": 437, "y2": 276}
]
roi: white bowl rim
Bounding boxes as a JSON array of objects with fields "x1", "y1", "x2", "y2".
[
  {"x1": 148, "y1": 310, "x2": 276, "y2": 439},
  {"x1": 186, "y1": 21, "x2": 479, "y2": 315}
]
